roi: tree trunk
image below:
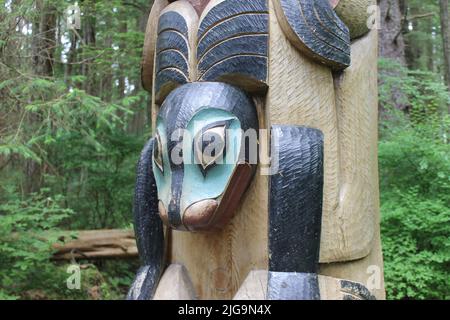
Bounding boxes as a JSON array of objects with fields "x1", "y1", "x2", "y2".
[
  {"x1": 26, "y1": 0, "x2": 57, "y2": 194},
  {"x1": 51, "y1": 229, "x2": 138, "y2": 260},
  {"x1": 101, "y1": 13, "x2": 113, "y2": 102},
  {"x1": 378, "y1": 0, "x2": 408, "y2": 112},
  {"x1": 378, "y1": 0, "x2": 406, "y2": 64},
  {"x1": 129, "y1": 2, "x2": 154, "y2": 134},
  {"x1": 118, "y1": 19, "x2": 127, "y2": 101},
  {"x1": 81, "y1": 0, "x2": 97, "y2": 95},
  {"x1": 439, "y1": 0, "x2": 450, "y2": 94},
  {"x1": 65, "y1": 32, "x2": 78, "y2": 85},
  {"x1": 34, "y1": 1, "x2": 57, "y2": 76}
]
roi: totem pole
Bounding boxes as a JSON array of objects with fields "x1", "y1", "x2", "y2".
[{"x1": 127, "y1": 0, "x2": 385, "y2": 300}]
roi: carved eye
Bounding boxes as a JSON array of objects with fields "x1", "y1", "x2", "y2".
[
  {"x1": 194, "y1": 124, "x2": 227, "y2": 175},
  {"x1": 153, "y1": 132, "x2": 164, "y2": 173}
]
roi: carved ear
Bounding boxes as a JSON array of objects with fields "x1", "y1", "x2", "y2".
[
  {"x1": 196, "y1": 0, "x2": 269, "y2": 94},
  {"x1": 273, "y1": 0, "x2": 351, "y2": 70}
]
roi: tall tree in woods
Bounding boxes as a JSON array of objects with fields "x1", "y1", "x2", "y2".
[
  {"x1": 26, "y1": 0, "x2": 57, "y2": 194},
  {"x1": 379, "y1": 0, "x2": 406, "y2": 64},
  {"x1": 0, "y1": 0, "x2": 153, "y2": 226},
  {"x1": 439, "y1": 0, "x2": 450, "y2": 94},
  {"x1": 378, "y1": 0, "x2": 408, "y2": 111}
]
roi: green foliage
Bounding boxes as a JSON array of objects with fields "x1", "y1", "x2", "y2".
[
  {"x1": 379, "y1": 58, "x2": 450, "y2": 122},
  {"x1": 0, "y1": 0, "x2": 148, "y2": 300},
  {"x1": 379, "y1": 59, "x2": 450, "y2": 300},
  {"x1": 0, "y1": 189, "x2": 73, "y2": 299},
  {"x1": 0, "y1": 188, "x2": 137, "y2": 300}
]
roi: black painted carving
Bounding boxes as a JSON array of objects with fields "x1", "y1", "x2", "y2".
[
  {"x1": 197, "y1": 0, "x2": 268, "y2": 37},
  {"x1": 197, "y1": 35, "x2": 268, "y2": 75},
  {"x1": 197, "y1": 0, "x2": 269, "y2": 92},
  {"x1": 155, "y1": 11, "x2": 190, "y2": 103},
  {"x1": 157, "y1": 11, "x2": 189, "y2": 36},
  {"x1": 155, "y1": 50, "x2": 189, "y2": 77},
  {"x1": 197, "y1": 14, "x2": 268, "y2": 58},
  {"x1": 267, "y1": 272, "x2": 320, "y2": 300},
  {"x1": 340, "y1": 280, "x2": 377, "y2": 300},
  {"x1": 276, "y1": 0, "x2": 351, "y2": 70},
  {"x1": 127, "y1": 139, "x2": 165, "y2": 300},
  {"x1": 268, "y1": 125, "x2": 324, "y2": 300}
]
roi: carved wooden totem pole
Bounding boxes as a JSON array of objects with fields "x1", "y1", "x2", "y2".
[{"x1": 127, "y1": 0, "x2": 385, "y2": 300}]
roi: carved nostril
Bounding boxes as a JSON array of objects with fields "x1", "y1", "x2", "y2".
[
  {"x1": 158, "y1": 201, "x2": 169, "y2": 225},
  {"x1": 183, "y1": 200, "x2": 218, "y2": 230}
]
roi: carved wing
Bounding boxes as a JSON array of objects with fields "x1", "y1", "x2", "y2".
[
  {"x1": 273, "y1": 0, "x2": 351, "y2": 70},
  {"x1": 197, "y1": 0, "x2": 269, "y2": 93}
]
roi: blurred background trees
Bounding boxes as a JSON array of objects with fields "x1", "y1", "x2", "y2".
[
  {"x1": 0, "y1": 0, "x2": 153, "y2": 299},
  {"x1": 0, "y1": 0, "x2": 448, "y2": 299},
  {"x1": 378, "y1": 0, "x2": 449, "y2": 299}
]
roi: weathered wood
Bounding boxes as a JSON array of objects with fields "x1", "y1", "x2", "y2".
[
  {"x1": 142, "y1": 0, "x2": 169, "y2": 92},
  {"x1": 51, "y1": 229, "x2": 138, "y2": 260},
  {"x1": 153, "y1": 264, "x2": 197, "y2": 300},
  {"x1": 334, "y1": 0, "x2": 375, "y2": 39},
  {"x1": 273, "y1": 0, "x2": 351, "y2": 70}
]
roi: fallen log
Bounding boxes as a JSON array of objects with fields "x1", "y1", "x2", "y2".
[{"x1": 51, "y1": 229, "x2": 138, "y2": 260}]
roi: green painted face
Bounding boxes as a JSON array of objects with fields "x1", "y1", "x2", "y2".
[
  {"x1": 181, "y1": 109, "x2": 242, "y2": 214},
  {"x1": 151, "y1": 82, "x2": 259, "y2": 232},
  {"x1": 153, "y1": 108, "x2": 243, "y2": 231}
]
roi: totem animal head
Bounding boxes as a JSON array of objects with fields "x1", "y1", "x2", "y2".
[
  {"x1": 142, "y1": 0, "x2": 366, "y2": 232},
  {"x1": 152, "y1": 82, "x2": 259, "y2": 231}
]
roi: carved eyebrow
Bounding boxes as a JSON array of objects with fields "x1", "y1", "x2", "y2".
[{"x1": 197, "y1": 120, "x2": 230, "y2": 133}]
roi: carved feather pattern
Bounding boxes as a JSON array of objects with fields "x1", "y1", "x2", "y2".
[
  {"x1": 155, "y1": 11, "x2": 190, "y2": 101},
  {"x1": 274, "y1": 0, "x2": 351, "y2": 70},
  {"x1": 197, "y1": 0, "x2": 269, "y2": 93}
]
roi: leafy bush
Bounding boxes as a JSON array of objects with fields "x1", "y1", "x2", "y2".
[
  {"x1": 379, "y1": 59, "x2": 450, "y2": 299},
  {"x1": 0, "y1": 189, "x2": 137, "y2": 299},
  {"x1": 0, "y1": 189, "x2": 73, "y2": 299},
  {"x1": 379, "y1": 126, "x2": 450, "y2": 299}
]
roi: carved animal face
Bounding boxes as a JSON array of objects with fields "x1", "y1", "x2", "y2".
[{"x1": 152, "y1": 82, "x2": 259, "y2": 231}]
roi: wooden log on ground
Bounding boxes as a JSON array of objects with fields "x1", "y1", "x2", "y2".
[{"x1": 51, "y1": 229, "x2": 138, "y2": 260}]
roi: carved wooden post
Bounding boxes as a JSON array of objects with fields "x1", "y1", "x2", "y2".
[{"x1": 128, "y1": 0, "x2": 385, "y2": 300}]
